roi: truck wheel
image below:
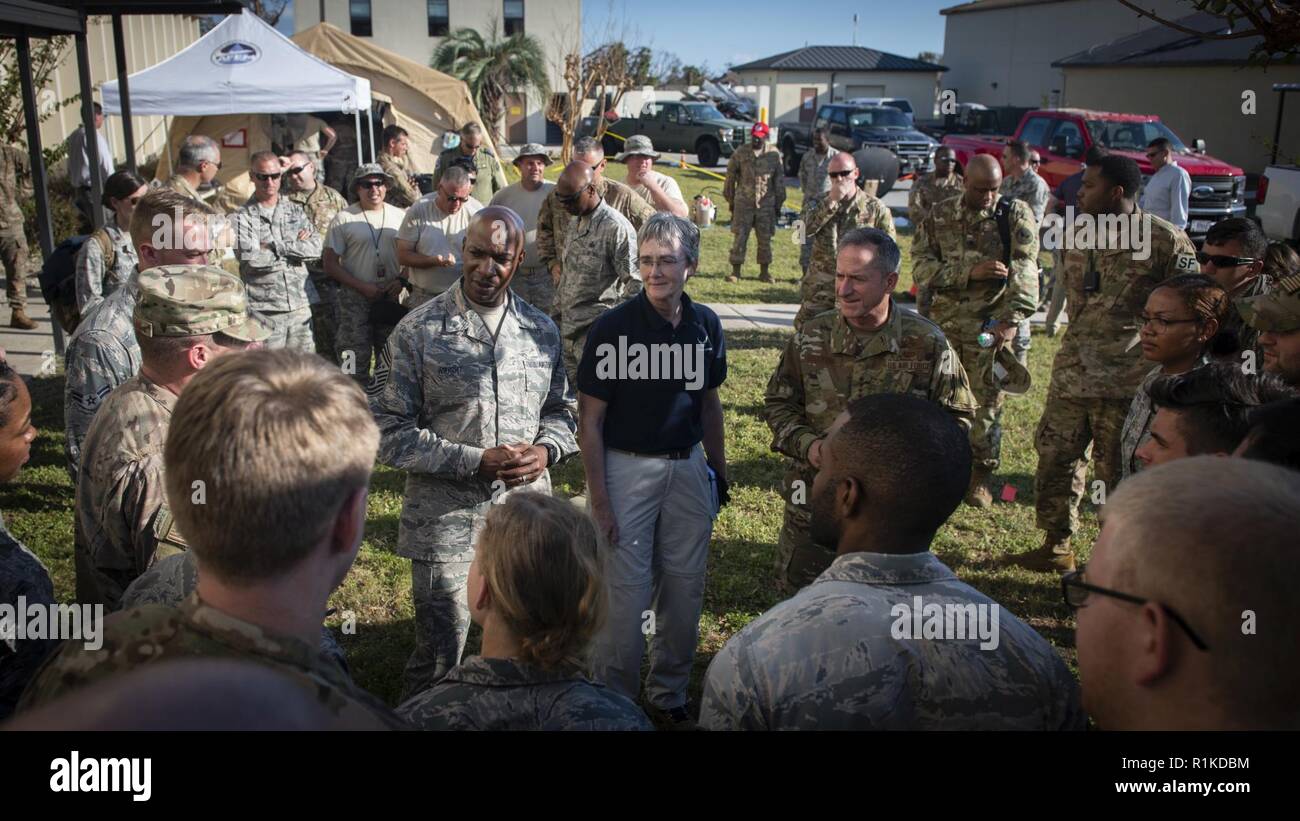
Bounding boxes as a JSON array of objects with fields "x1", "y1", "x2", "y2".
[
  {"x1": 853, "y1": 146, "x2": 900, "y2": 198},
  {"x1": 783, "y1": 140, "x2": 799, "y2": 176},
  {"x1": 696, "y1": 139, "x2": 720, "y2": 168}
]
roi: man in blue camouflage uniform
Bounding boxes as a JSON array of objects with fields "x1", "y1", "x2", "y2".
[{"x1": 370, "y1": 207, "x2": 578, "y2": 699}]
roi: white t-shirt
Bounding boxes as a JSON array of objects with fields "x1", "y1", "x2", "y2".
[
  {"x1": 489, "y1": 181, "x2": 554, "y2": 270},
  {"x1": 397, "y1": 194, "x2": 484, "y2": 292},
  {"x1": 467, "y1": 295, "x2": 508, "y2": 339},
  {"x1": 324, "y1": 203, "x2": 406, "y2": 285},
  {"x1": 629, "y1": 169, "x2": 686, "y2": 212},
  {"x1": 1140, "y1": 162, "x2": 1191, "y2": 229}
]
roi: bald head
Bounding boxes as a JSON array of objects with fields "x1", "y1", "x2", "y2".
[
  {"x1": 556, "y1": 161, "x2": 598, "y2": 216},
  {"x1": 963, "y1": 154, "x2": 1003, "y2": 210},
  {"x1": 828, "y1": 152, "x2": 857, "y2": 174},
  {"x1": 469, "y1": 205, "x2": 526, "y2": 257},
  {"x1": 1078, "y1": 456, "x2": 1300, "y2": 729}
]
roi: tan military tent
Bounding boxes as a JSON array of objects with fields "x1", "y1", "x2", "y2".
[{"x1": 292, "y1": 22, "x2": 508, "y2": 187}]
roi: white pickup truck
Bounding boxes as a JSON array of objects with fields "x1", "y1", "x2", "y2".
[{"x1": 1257, "y1": 164, "x2": 1300, "y2": 243}]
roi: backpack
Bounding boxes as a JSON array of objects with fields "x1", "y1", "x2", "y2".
[{"x1": 38, "y1": 229, "x2": 113, "y2": 332}]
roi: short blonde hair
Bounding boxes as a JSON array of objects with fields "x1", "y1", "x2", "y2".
[
  {"x1": 476, "y1": 494, "x2": 606, "y2": 672},
  {"x1": 128, "y1": 187, "x2": 216, "y2": 254},
  {"x1": 164, "y1": 350, "x2": 379, "y2": 583},
  {"x1": 1103, "y1": 456, "x2": 1300, "y2": 727}
]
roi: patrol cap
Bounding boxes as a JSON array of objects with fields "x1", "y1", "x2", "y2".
[
  {"x1": 513, "y1": 143, "x2": 553, "y2": 166},
  {"x1": 1238, "y1": 274, "x2": 1300, "y2": 333},
  {"x1": 616, "y1": 135, "x2": 659, "y2": 161},
  {"x1": 751, "y1": 122, "x2": 770, "y2": 139},
  {"x1": 351, "y1": 162, "x2": 394, "y2": 191},
  {"x1": 133, "y1": 265, "x2": 272, "y2": 342},
  {"x1": 982, "y1": 343, "x2": 1032, "y2": 395}
]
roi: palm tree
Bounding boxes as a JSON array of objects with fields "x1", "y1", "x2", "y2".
[{"x1": 432, "y1": 26, "x2": 550, "y2": 144}]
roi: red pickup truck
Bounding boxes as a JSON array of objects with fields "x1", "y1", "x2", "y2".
[{"x1": 943, "y1": 109, "x2": 1247, "y2": 239}]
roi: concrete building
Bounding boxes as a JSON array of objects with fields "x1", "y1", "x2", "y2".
[
  {"x1": 939, "y1": 0, "x2": 1188, "y2": 109},
  {"x1": 294, "y1": 0, "x2": 580, "y2": 145},
  {"x1": 15, "y1": 13, "x2": 204, "y2": 169},
  {"x1": 729, "y1": 46, "x2": 947, "y2": 125},
  {"x1": 1054, "y1": 11, "x2": 1300, "y2": 175}
]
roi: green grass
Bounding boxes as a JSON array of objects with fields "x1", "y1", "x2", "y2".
[
  {"x1": 7, "y1": 323, "x2": 1095, "y2": 710},
  {"x1": 4, "y1": 163, "x2": 1088, "y2": 713}
]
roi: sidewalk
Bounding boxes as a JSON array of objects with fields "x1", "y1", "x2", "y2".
[{"x1": 1, "y1": 280, "x2": 59, "y2": 379}]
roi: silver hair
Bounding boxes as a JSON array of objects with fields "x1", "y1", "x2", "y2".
[
  {"x1": 177, "y1": 135, "x2": 219, "y2": 170},
  {"x1": 638, "y1": 212, "x2": 700, "y2": 267},
  {"x1": 440, "y1": 165, "x2": 473, "y2": 190},
  {"x1": 461, "y1": 122, "x2": 483, "y2": 137},
  {"x1": 572, "y1": 136, "x2": 603, "y2": 160}
]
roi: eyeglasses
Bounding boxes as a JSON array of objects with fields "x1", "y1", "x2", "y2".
[
  {"x1": 1061, "y1": 568, "x2": 1209, "y2": 651},
  {"x1": 1030, "y1": 159, "x2": 1041, "y2": 166},
  {"x1": 555, "y1": 187, "x2": 588, "y2": 205},
  {"x1": 1136, "y1": 313, "x2": 1200, "y2": 333},
  {"x1": 357, "y1": 179, "x2": 386, "y2": 190},
  {"x1": 828, "y1": 170, "x2": 854, "y2": 179},
  {"x1": 253, "y1": 172, "x2": 282, "y2": 181},
  {"x1": 202, "y1": 159, "x2": 223, "y2": 170},
  {"x1": 1196, "y1": 252, "x2": 1255, "y2": 268}
]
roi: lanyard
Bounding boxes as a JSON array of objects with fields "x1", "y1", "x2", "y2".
[{"x1": 364, "y1": 207, "x2": 387, "y2": 277}]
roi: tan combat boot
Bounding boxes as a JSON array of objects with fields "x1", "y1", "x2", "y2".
[
  {"x1": 9, "y1": 308, "x2": 36, "y2": 330},
  {"x1": 963, "y1": 467, "x2": 993, "y2": 508},
  {"x1": 758, "y1": 264, "x2": 773, "y2": 284},
  {"x1": 1008, "y1": 534, "x2": 1076, "y2": 573},
  {"x1": 725, "y1": 264, "x2": 742, "y2": 284}
]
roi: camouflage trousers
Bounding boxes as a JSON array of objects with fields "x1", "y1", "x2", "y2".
[
  {"x1": 260, "y1": 306, "x2": 316, "y2": 352},
  {"x1": 1034, "y1": 394, "x2": 1129, "y2": 539},
  {"x1": 775, "y1": 463, "x2": 835, "y2": 593},
  {"x1": 915, "y1": 285, "x2": 934, "y2": 318},
  {"x1": 587, "y1": 446, "x2": 713, "y2": 709},
  {"x1": 335, "y1": 288, "x2": 396, "y2": 386},
  {"x1": 794, "y1": 267, "x2": 836, "y2": 330},
  {"x1": 0, "y1": 234, "x2": 28, "y2": 310},
  {"x1": 561, "y1": 330, "x2": 591, "y2": 393},
  {"x1": 948, "y1": 332, "x2": 1004, "y2": 471},
  {"x1": 404, "y1": 558, "x2": 473, "y2": 701},
  {"x1": 309, "y1": 275, "x2": 340, "y2": 364},
  {"x1": 729, "y1": 205, "x2": 776, "y2": 267},
  {"x1": 510, "y1": 265, "x2": 555, "y2": 315},
  {"x1": 407, "y1": 283, "x2": 443, "y2": 312}
]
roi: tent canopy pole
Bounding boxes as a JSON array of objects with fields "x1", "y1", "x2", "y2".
[
  {"x1": 367, "y1": 107, "x2": 375, "y2": 163},
  {"x1": 354, "y1": 107, "x2": 362, "y2": 166}
]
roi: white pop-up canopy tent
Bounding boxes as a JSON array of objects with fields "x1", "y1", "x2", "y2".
[{"x1": 101, "y1": 13, "x2": 375, "y2": 208}]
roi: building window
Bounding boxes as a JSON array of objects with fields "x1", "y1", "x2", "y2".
[
  {"x1": 504, "y1": 0, "x2": 524, "y2": 35},
  {"x1": 428, "y1": 0, "x2": 449, "y2": 37},
  {"x1": 350, "y1": 0, "x2": 372, "y2": 36}
]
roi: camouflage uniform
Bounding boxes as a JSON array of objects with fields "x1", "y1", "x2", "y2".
[
  {"x1": 698, "y1": 551, "x2": 1086, "y2": 730},
  {"x1": 907, "y1": 172, "x2": 963, "y2": 316},
  {"x1": 162, "y1": 174, "x2": 224, "y2": 214},
  {"x1": 17, "y1": 593, "x2": 404, "y2": 729},
  {"x1": 326, "y1": 201, "x2": 408, "y2": 385},
  {"x1": 724, "y1": 142, "x2": 785, "y2": 268},
  {"x1": 369, "y1": 283, "x2": 578, "y2": 698},
  {"x1": 1034, "y1": 209, "x2": 1197, "y2": 540},
  {"x1": 377, "y1": 151, "x2": 419, "y2": 208},
  {"x1": 121, "y1": 551, "x2": 349, "y2": 674},
  {"x1": 1220, "y1": 274, "x2": 1271, "y2": 360},
  {"x1": 288, "y1": 183, "x2": 349, "y2": 363},
  {"x1": 762, "y1": 302, "x2": 977, "y2": 590},
  {"x1": 233, "y1": 195, "x2": 322, "y2": 352},
  {"x1": 490, "y1": 179, "x2": 555, "y2": 314},
  {"x1": 796, "y1": 189, "x2": 896, "y2": 328},
  {"x1": 912, "y1": 195, "x2": 1040, "y2": 473},
  {"x1": 797, "y1": 145, "x2": 838, "y2": 270},
  {"x1": 1239, "y1": 270, "x2": 1300, "y2": 386},
  {"x1": 0, "y1": 144, "x2": 32, "y2": 312},
  {"x1": 397, "y1": 656, "x2": 654, "y2": 730},
  {"x1": 0, "y1": 511, "x2": 58, "y2": 720},
  {"x1": 536, "y1": 177, "x2": 654, "y2": 284},
  {"x1": 63, "y1": 278, "x2": 142, "y2": 483},
  {"x1": 74, "y1": 222, "x2": 137, "y2": 315},
  {"x1": 73, "y1": 266, "x2": 271, "y2": 609},
  {"x1": 1000, "y1": 171, "x2": 1050, "y2": 225},
  {"x1": 432, "y1": 146, "x2": 505, "y2": 206},
  {"x1": 554, "y1": 200, "x2": 640, "y2": 381}
]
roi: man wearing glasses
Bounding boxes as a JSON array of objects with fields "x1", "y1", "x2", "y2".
[
  {"x1": 163, "y1": 136, "x2": 224, "y2": 214},
  {"x1": 395, "y1": 165, "x2": 482, "y2": 310},
  {"x1": 233, "y1": 151, "x2": 323, "y2": 352},
  {"x1": 285, "y1": 152, "x2": 349, "y2": 362},
  {"x1": 1140, "y1": 138, "x2": 1191, "y2": 231},
  {"x1": 1198, "y1": 218, "x2": 1270, "y2": 358},
  {"x1": 1071, "y1": 457, "x2": 1300, "y2": 729},
  {"x1": 796, "y1": 152, "x2": 895, "y2": 330}
]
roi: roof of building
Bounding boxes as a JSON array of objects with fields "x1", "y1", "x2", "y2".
[
  {"x1": 730, "y1": 46, "x2": 947, "y2": 73},
  {"x1": 1053, "y1": 10, "x2": 1269, "y2": 68},
  {"x1": 940, "y1": 0, "x2": 1074, "y2": 16}
]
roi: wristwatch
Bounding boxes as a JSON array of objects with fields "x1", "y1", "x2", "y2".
[{"x1": 541, "y1": 442, "x2": 560, "y2": 467}]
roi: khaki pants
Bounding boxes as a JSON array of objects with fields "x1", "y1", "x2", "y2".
[{"x1": 729, "y1": 205, "x2": 776, "y2": 267}]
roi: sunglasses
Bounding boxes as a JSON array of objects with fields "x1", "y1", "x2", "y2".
[
  {"x1": 1030, "y1": 159, "x2": 1041, "y2": 165},
  {"x1": 286, "y1": 165, "x2": 309, "y2": 176},
  {"x1": 828, "y1": 170, "x2": 854, "y2": 179},
  {"x1": 555, "y1": 188, "x2": 588, "y2": 205},
  {"x1": 357, "y1": 179, "x2": 387, "y2": 190},
  {"x1": 1196, "y1": 252, "x2": 1255, "y2": 268},
  {"x1": 202, "y1": 159, "x2": 223, "y2": 170},
  {"x1": 253, "y1": 171, "x2": 282, "y2": 181}
]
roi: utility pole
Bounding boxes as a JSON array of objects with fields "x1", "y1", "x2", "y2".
[{"x1": 853, "y1": 14, "x2": 858, "y2": 47}]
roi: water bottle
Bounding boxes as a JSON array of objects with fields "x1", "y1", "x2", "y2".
[{"x1": 977, "y1": 319, "x2": 997, "y2": 349}]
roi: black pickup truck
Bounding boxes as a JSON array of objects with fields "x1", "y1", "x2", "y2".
[{"x1": 778, "y1": 103, "x2": 939, "y2": 179}]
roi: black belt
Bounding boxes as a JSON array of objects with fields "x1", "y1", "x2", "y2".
[{"x1": 609, "y1": 446, "x2": 694, "y2": 460}]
